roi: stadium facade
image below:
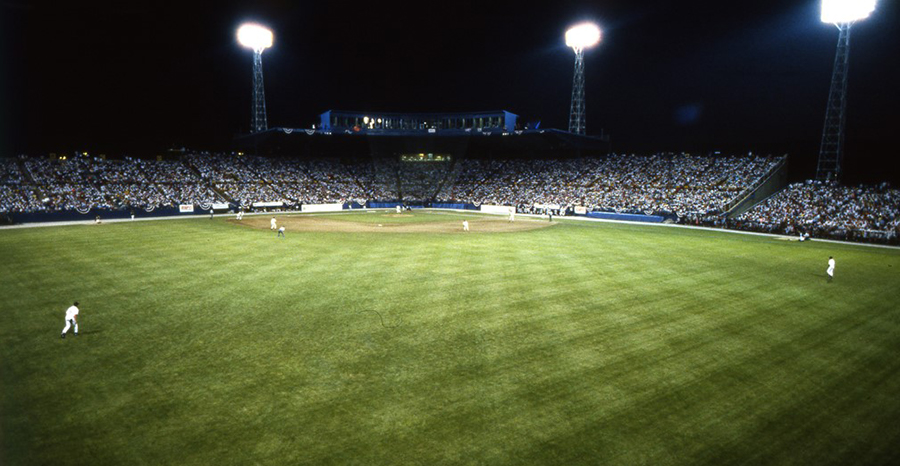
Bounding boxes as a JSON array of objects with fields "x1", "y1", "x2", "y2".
[{"x1": 235, "y1": 110, "x2": 610, "y2": 160}]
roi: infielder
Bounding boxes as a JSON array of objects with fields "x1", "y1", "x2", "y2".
[
  {"x1": 463, "y1": 220, "x2": 469, "y2": 232},
  {"x1": 270, "y1": 217, "x2": 277, "y2": 230},
  {"x1": 827, "y1": 256, "x2": 835, "y2": 282},
  {"x1": 277, "y1": 226, "x2": 286, "y2": 238},
  {"x1": 508, "y1": 209, "x2": 515, "y2": 222},
  {"x1": 61, "y1": 301, "x2": 80, "y2": 338}
]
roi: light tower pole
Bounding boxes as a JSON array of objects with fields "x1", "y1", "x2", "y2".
[
  {"x1": 238, "y1": 24, "x2": 274, "y2": 133},
  {"x1": 565, "y1": 23, "x2": 601, "y2": 135},
  {"x1": 816, "y1": 0, "x2": 876, "y2": 181},
  {"x1": 250, "y1": 50, "x2": 268, "y2": 132}
]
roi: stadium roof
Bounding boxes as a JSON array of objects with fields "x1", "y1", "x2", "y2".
[
  {"x1": 322, "y1": 110, "x2": 516, "y2": 117},
  {"x1": 235, "y1": 126, "x2": 610, "y2": 159}
]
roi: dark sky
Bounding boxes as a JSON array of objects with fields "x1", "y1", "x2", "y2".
[{"x1": 3, "y1": 0, "x2": 899, "y2": 183}]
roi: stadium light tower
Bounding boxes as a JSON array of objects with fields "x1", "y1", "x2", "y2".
[
  {"x1": 816, "y1": 0, "x2": 877, "y2": 181},
  {"x1": 237, "y1": 23, "x2": 274, "y2": 133},
  {"x1": 565, "y1": 23, "x2": 601, "y2": 135}
]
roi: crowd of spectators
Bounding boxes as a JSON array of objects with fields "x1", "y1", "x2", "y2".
[
  {"x1": 0, "y1": 158, "x2": 26, "y2": 185},
  {"x1": 0, "y1": 158, "x2": 43, "y2": 213},
  {"x1": 189, "y1": 156, "x2": 378, "y2": 204},
  {"x1": 0, "y1": 155, "x2": 222, "y2": 213},
  {"x1": 736, "y1": 180, "x2": 900, "y2": 242},
  {"x1": 4, "y1": 151, "x2": 897, "y2": 244},
  {"x1": 135, "y1": 159, "x2": 219, "y2": 207},
  {"x1": 441, "y1": 154, "x2": 779, "y2": 219},
  {"x1": 0, "y1": 152, "x2": 780, "y2": 215},
  {"x1": 302, "y1": 160, "x2": 372, "y2": 203},
  {"x1": 397, "y1": 162, "x2": 456, "y2": 201}
]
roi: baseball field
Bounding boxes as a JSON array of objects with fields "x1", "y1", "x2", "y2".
[{"x1": 1, "y1": 210, "x2": 899, "y2": 465}]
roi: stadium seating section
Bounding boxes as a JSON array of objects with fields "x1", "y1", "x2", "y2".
[{"x1": 2, "y1": 153, "x2": 898, "y2": 243}]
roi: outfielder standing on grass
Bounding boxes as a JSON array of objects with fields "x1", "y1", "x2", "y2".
[
  {"x1": 61, "y1": 301, "x2": 80, "y2": 339},
  {"x1": 827, "y1": 256, "x2": 835, "y2": 282}
]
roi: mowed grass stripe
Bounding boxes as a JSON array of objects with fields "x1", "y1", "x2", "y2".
[{"x1": 1, "y1": 213, "x2": 899, "y2": 465}]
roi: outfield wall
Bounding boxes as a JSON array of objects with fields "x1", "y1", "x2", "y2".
[
  {"x1": 480, "y1": 204, "x2": 514, "y2": 215},
  {"x1": 586, "y1": 212, "x2": 666, "y2": 223},
  {"x1": 432, "y1": 203, "x2": 475, "y2": 210},
  {"x1": 5, "y1": 206, "x2": 186, "y2": 224},
  {"x1": 302, "y1": 203, "x2": 344, "y2": 213},
  {"x1": 1, "y1": 200, "x2": 483, "y2": 225},
  {"x1": 2, "y1": 203, "x2": 297, "y2": 224}
]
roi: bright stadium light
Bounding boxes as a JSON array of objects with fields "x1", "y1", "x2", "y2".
[
  {"x1": 237, "y1": 23, "x2": 274, "y2": 133},
  {"x1": 565, "y1": 23, "x2": 601, "y2": 51},
  {"x1": 821, "y1": 0, "x2": 876, "y2": 24},
  {"x1": 565, "y1": 22, "x2": 601, "y2": 135},
  {"x1": 815, "y1": 1, "x2": 877, "y2": 181},
  {"x1": 237, "y1": 24, "x2": 273, "y2": 52}
]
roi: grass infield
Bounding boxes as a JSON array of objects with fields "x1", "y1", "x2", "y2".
[{"x1": 1, "y1": 211, "x2": 899, "y2": 465}]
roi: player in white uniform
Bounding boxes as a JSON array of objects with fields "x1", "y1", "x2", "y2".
[
  {"x1": 463, "y1": 220, "x2": 469, "y2": 232},
  {"x1": 277, "y1": 226, "x2": 285, "y2": 238},
  {"x1": 270, "y1": 217, "x2": 277, "y2": 230},
  {"x1": 827, "y1": 256, "x2": 835, "y2": 282},
  {"x1": 236, "y1": 210, "x2": 243, "y2": 221},
  {"x1": 61, "y1": 302, "x2": 79, "y2": 338},
  {"x1": 508, "y1": 209, "x2": 515, "y2": 222}
]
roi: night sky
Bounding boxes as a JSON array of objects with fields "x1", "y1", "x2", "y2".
[{"x1": 3, "y1": 0, "x2": 899, "y2": 183}]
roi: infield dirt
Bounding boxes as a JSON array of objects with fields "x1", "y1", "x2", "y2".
[{"x1": 231, "y1": 214, "x2": 554, "y2": 234}]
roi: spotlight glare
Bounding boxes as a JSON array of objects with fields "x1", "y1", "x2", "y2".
[
  {"x1": 821, "y1": 0, "x2": 876, "y2": 24},
  {"x1": 565, "y1": 23, "x2": 601, "y2": 50},
  {"x1": 237, "y1": 24, "x2": 273, "y2": 51}
]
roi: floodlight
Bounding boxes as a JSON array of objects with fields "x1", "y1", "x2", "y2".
[
  {"x1": 821, "y1": 0, "x2": 876, "y2": 24},
  {"x1": 565, "y1": 22, "x2": 601, "y2": 135},
  {"x1": 815, "y1": 0, "x2": 877, "y2": 181},
  {"x1": 237, "y1": 24, "x2": 273, "y2": 52},
  {"x1": 237, "y1": 23, "x2": 274, "y2": 133},
  {"x1": 565, "y1": 23, "x2": 601, "y2": 50}
]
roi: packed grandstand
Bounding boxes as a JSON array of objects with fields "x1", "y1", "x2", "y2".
[{"x1": 1, "y1": 153, "x2": 898, "y2": 244}]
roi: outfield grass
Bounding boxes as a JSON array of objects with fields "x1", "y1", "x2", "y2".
[{"x1": 1, "y1": 212, "x2": 899, "y2": 465}]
